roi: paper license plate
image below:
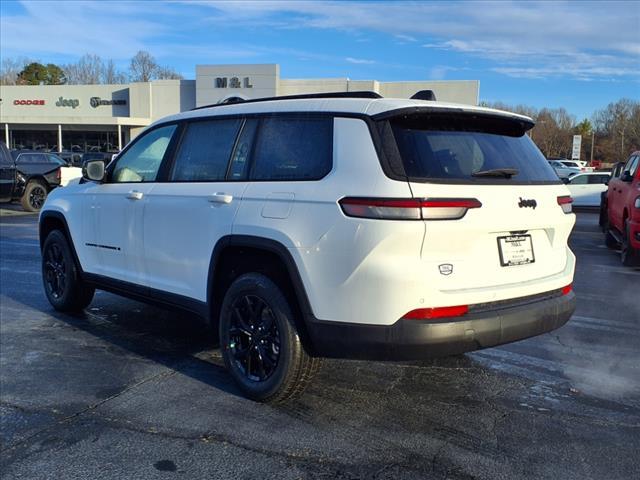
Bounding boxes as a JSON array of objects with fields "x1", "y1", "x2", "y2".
[{"x1": 497, "y1": 234, "x2": 535, "y2": 266}]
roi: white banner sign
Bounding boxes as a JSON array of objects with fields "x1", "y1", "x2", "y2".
[{"x1": 572, "y1": 135, "x2": 582, "y2": 160}]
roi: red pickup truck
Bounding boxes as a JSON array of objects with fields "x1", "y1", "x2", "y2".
[{"x1": 605, "y1": 151, "x2": 640, "y2": 266}]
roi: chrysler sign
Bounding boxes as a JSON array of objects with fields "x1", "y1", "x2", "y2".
[{"x1": 90, "y1": 97, "x2": 127, "y2": 108}]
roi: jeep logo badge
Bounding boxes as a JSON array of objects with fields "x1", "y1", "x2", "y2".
[
  {"x1": 518, "y1": 197, "x2": 537, "y2": 209},
  {"x1": 438, "y1": 264, "x2": 453, "y2": 275}
]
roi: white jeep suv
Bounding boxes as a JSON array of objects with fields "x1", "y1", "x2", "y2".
[{"x1": 39, "y1": 92, "x2": 576, "y2": 402}]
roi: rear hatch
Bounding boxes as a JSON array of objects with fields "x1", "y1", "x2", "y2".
[{"x1": 376, "y1": 109, "x2": 575, "y2": 293}]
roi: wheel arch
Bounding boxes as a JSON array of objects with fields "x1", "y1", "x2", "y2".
[
  {"x1": 207, "y1": 235, "x2": 317, "y2": 353},
  {"x1": 39, "y1": 211, "x2": 83, "y2": 274}
]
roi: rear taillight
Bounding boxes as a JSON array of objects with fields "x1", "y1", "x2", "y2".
[
  {"x1": 561, "y1": 284, "x2": 573, "y2": 295},
  {"x1": 402, "y1": 305, "x2": 469, "y2": 320},
  {"x1": 56, "y1": 168, "x2": 61, "y2": 180},
  {"x1": 557, "y1": 195, "x2": 573, "y2": 214},
  {"x1": 339, "y1": 197, "x2": 482, "y2": 221}
]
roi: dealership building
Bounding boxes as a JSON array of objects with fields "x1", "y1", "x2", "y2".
[{"x1": 0, "y1": 64, "x2": 479, "y2": 152}]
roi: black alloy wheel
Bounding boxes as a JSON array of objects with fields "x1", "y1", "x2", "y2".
[
  {"x1": 21, "y1": 181, "x2": 48, "y2": 212},
  {"x1": 220, "y1": 273, "x2": 322, "y2": 403},
  {"x1": 29, "y1": 185, "x2": 46, "y2": 210},
  {"x1": 43, "y1": 241, "x2": 66, "y2": 300},
  {"x1": 228, "y1": 295, "x2": 281, "y2": 382},
  {"x1": 41, "y1": 230, "x2": 95, "y2": 312}
]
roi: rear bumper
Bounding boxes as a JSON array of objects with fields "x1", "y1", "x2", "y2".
[{"x1": 308, "y1": 291, "x2": 576, "y2": 360}]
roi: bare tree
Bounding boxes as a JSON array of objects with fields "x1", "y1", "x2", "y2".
[
  {"x1": 64, "y1": 54, "x2": 103, "y2": 84},
  {"x1": 592, "y1": 99, "x2": 640, "y2": 162},
  {"x1": 102, "y1": 59, "x2": 127, "y2": 84},
  {"x1": 129, "y1": 50, "x2": 158, "y2": 82},
  {"x1": 0, "y1": 57, "x2": 34, "y2": 85},
  {"x1": 156, "y1": 65, "x2": 183, "y2": 80}
]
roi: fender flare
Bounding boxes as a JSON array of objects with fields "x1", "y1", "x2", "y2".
[
  {"x1": 207, "y1": 234, "x2": 314, "y2": 317},
  {"x1": 39, "y1": 210, "x2": 84, "y2": 274}
]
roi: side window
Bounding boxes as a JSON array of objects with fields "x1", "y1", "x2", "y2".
[
  {"x1": 628, "y1": 156, "x2": 639, "y2": 177},
  {"x1": 47, "y1": 154, "x2": 66, "y2": 166},
  {"x1": 170, "y1": 118, "x2": 242, "y2": 182},
  {"x1": 250, "y1": 116, "x2": 333, "y2": 181},
  {"x1": 588, "y1": 175, "x2": 608, "y2": 185},
  {"x1": 111, "y1": 124, "x2": 177, "y2": 183},
  {"x1": 569, "y1": 175, "x2": 588, "y2": 185},
  {"x1": 17, "y1": 153, "x2": 47, "y2": 163}
]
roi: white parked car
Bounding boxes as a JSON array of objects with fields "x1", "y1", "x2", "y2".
[
  {"x1": 563, "y1": 172, "x2": 611, "y2": 207},
  {"x1": 561, "y1": 160, "x2": 594, "y2": 172},
  {"x1": 38, "y1": 92, "x2": 577, "y2": 402},
  {"x1": 548, "y1": 160, "x2": 581, "y2": 178}
]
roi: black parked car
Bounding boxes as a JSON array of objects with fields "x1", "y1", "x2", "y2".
[{"x1": 0, "y1": 144, "x2": 62, "y2": 212}]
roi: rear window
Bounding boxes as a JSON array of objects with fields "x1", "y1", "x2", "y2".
[
  {"x1": 379, "y1": 113, "x2": 560, "y2": 184},
  {"x1": 17, "y1": 153, "x2": 47, "y2": 163}
]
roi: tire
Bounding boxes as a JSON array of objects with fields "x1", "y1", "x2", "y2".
[
  {"x1": 605, "y1": 229, "x2": 618, "y2": 249},
  {"x1": 21, "y1": 180, "x2": 48, "y2": 212},
  {"x1": 599, "y1": 197, "x2": 608, "y2": 231},
  {"x1": 42, "y1": 230, "x2": 95, "y2": 312},
  {"x1": 621, "y1": 220, "x2": 639, "y2": 267},
  {"x1": 219, "y1": 273, "x2": 321, "y2": 403}
]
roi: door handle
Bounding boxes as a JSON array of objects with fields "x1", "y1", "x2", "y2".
[
  {"x1": 126, "y1": 190, "x2": 144, "y2": 200},
  {"x1": 208, "y1": 193, "x2": 233, "y2": 204}
]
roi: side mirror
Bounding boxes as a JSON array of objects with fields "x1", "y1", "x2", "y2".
[
  {"x1": 621, "y1": 172, "x2": 633, "y2": 182},
  {"x1": 82, "y1": 159, "x2": 105, "y2": 182},
  {"x1": 604, "y1": 180, "x2": 609, "y2": 186},
  {"x1": 111, "y1": 153, "x2": 118, "y2": 162}
]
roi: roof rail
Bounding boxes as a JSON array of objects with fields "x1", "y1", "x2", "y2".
[
  {"x1": 411, "y1": 90, "x2": 437, "y2": 101},
  {"x1": 191, "y1": 91, "x2": 383, "y2": 111}
]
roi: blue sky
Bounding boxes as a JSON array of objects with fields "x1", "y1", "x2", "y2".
[{"x1": 1, "y1": 0, "x2": 638, "y2": 120}]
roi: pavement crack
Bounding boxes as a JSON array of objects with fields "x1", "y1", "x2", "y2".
[{"x1": 0, "y1": 367, "x2": 180, "y2": 454}]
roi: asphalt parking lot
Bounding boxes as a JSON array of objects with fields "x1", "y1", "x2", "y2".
[{"x1": 1, "y1": 207, "x2": 638, "y2": 480}]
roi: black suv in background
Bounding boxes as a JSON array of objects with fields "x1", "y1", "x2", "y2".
[{"x1": 0, "y1": 143, "x2": 62, "y2": 212}]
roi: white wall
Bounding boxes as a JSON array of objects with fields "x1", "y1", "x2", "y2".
[
  {"x1": 0, "y1": 84, "x2": 130, "y2": 119},
  {"x1": 196, "y1": 64, "x2": 279, "y2": 106}
]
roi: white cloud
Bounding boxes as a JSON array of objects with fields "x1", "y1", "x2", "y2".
[
  {"x1": 345, "y1": 57, "x2": 376, "y2": 65},
  {"x1": 395, "y1": 34, "x2": 417, "y2": 43},
  {"x1": 196, "y1": 0, "x2": 639, "y2": 81},
  {"x1": 2, "y1": 0, "x2": 638, "y2": 83},
  {"x1": 0, "y1": 1, "x2": 166, "y2": 59}
]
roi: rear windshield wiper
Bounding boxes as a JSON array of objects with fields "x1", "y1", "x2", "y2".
[{"x1": 471, "y1": 168, "x2": 519, "y2": 178}]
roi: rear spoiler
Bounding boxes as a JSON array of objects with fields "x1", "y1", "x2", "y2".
[{"x1": 371, "y1": 107, "x2": 534, "y2": 137}]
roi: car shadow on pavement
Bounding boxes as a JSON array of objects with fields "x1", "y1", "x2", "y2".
[{"x1": 46, "y1": 294, "x2": 246, "y2": 399}]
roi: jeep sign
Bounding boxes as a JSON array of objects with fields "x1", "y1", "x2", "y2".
[{"x1": 56, "y1": 97, "x2": 79, "y2": 109}]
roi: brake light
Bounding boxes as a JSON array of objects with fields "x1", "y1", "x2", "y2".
[
  {"x1": 339, "y1": 197, "x2": 482, "y2": 220},
  {"x1": 557, "y1": 195, "x2": 573, "y2": 214},
  {"x1": 56, "y1": 168, "x2": 61, "y2": 180},
  {"x1": 402, "y1": 305, "x2": 469, "y2": 320},
  {"x1": 561, "y1": 284, "x2": 573, "y2": 295}
]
